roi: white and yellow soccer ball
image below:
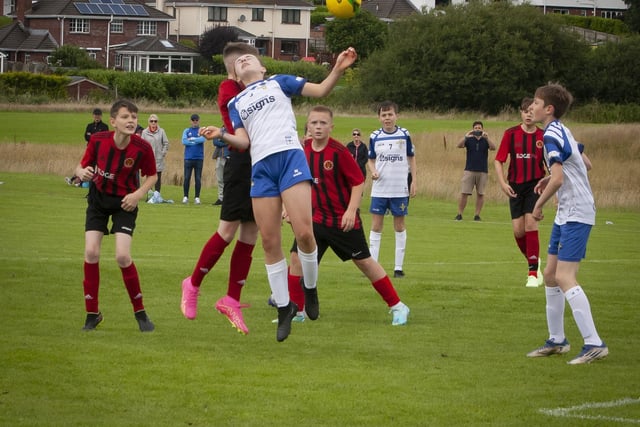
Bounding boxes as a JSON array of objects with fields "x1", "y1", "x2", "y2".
[{"x1": 327, "y1": 0, "x2": 361, "y2": 19}]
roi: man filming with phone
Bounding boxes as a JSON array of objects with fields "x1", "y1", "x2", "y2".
[{"x1": 454, "y1": 121, "x2": 496, "y2": 221}]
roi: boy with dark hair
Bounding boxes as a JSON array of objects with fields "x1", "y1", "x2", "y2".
[
  {"x1": 368, "y1": 100, "x2": 417, "y2": 278},
  {"x1": 494, "y1": 98, "x2": 546, "y2": 288},
  {"x1": 455, "y1": 120, "x2": 496, "y2": 221},
  {"x1": 286, "y1": 106, "x2": 410, "y2": 325},
  {"x1": 181, "y1": 42, "x2": 261, "y2": 335},
  {"x1": 527, "y1": 83, "x2": 608, "y2": 364},
  {"x1": 74, "y1": 99, "x2": 157, "y2": 332}
]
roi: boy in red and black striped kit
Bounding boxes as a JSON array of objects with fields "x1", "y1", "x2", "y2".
[
  {"x1": 181, "y1": 42, "x2": 260, "y2": 335},
  {"x1": 75, "y1": 99, "x2": 158, "y2": 332},
  {"x1": 494, "y1": 97, "x2": 546, "y2": 288},
  {"x1": 285, "y1": 105, "x2": 410, "y2": 326}
]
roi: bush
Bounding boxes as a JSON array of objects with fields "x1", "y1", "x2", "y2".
[
  {"x1": 562, "y1": 15, "x2": 630, "y2": 35},
  {"x1": 357, "y1": 3, "x2": 590, "y2": 113},
  {"x1": 0, "y1": 72, "x2": 69, "y2": 100}
]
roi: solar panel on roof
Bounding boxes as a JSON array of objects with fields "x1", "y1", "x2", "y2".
[{"x1": 74, "y1": 1, "x2": 150, "y2": 16}]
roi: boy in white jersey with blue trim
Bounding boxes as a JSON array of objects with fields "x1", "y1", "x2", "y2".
[
  {"x1": 200, "y1": 47, "x2": 358, "y2": 342},
  {"x1": 527, "y1": 83, "x2": 608, "y2": 364},
  {"x1": 368, "y1": 101, "x2": 417, "y2": 278}
]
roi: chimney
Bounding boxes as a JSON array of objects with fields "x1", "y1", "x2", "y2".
[{"x1": 16, "y1": 0, "x2": 27, "y2": 22}]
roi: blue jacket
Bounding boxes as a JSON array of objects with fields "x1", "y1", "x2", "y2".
[
  {"x1": 213, "y1": 138, "x2": 230, "y2": 159},
  {"x1": 182, "y1": 126, "x2": 206, "y2": 160}
]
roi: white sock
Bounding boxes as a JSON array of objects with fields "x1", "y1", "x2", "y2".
[
  {"x1": 394, "y1": 230, "x2": 406, "y2": 271},
  {"x1": 369, "y1": 231, "x2": 382, "y2": 262},
  {"x1": 298, "y1": 247, "x2": 318, "y2": 289},
  {"x1": 545, "y1": 286, "x2": 565, "y2": 343},
  {"x1": 565, "y1": 285, "x2": 603, "y2": 346},
  {"x1": 265, "y1": 259, "x2": 289, "y2": 308}
]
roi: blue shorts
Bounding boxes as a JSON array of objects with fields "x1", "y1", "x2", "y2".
[
  {"x1": 369, "y1": 197, "x2": 409, "y2": 217},
  {"x1": 250, "y1": 150, "x2": 312, "y2": 198},
  {"x1": 547, "y1": 222, "x2": 592, "y2": 262}
]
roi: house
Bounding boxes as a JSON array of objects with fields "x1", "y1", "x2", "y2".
[
  {"x1": 407, "y1": 0, "x2": 627, "y2": 18},
  {"x1": 153, "y1": 0, "x2": 315, "y2": 61},
  {"x1": 361, "y1": 0, "x2": 419, "y2": 21},
  {"x1": 0, "y1": 20, "x2": 59, "y2": 65},
  {"x1": 0, "y1": 0, "x2": 200, "y2": 71},
  {"x1": 66, "y1": 75, "x2": 109, "y2": 99}
]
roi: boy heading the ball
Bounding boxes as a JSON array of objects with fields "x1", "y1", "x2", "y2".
[
  {"x1": 200, "y1": 47, "x2": 358, "y2": 342},
  {"x1": 180, "y1": 42, "x2": 261, "y2": 336}
]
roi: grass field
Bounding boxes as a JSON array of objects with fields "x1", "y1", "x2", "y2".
[{"x1": 1, "y1": 173, "x2": 639, "y2": 426}]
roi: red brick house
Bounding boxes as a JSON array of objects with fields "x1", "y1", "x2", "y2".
[{"x1": 1, "y1": 0, "x2": 200, "y2": 70}]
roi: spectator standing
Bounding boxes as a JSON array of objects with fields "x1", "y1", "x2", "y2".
[
  {"x1": 346, "y1": 128, "x2": 368, "y2": 179},
  {"x1": 67, "y1": 108, "x2": 109, "y2": 186},
  {"x1": 212, "y1": 137, "x2": 229, "y2": 205},
  {"x1": 74, "y1": 99, "x2": 157, "y2": 332},
  {"x1": 181, "y1": 114, "x2": 206, "y2": 204},
  {"x1": 527, "y1": 83, "x2": 608, "y2": 365},
  {"x1": 84, "y1": 107, "x2": 109, "y2": 143},
  {"x1": 142, "y1": 114, "x2": 170, "y2": 204},
  {"x1": 455, "y1": 121, "x2": 496, "y2": 221},
  {"x1": 494, "y1": 98, "x2": 546, "y2": 288},
  {"x1": 367, "y1": 100, "x2": 417, "y2": 278}
]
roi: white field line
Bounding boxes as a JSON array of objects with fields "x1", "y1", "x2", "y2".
[{"x1": 540, "y1": 397, "x2": 640, "y2": 424}]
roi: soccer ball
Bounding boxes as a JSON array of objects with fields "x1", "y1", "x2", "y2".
[{"x1": 326, "y1": 0, "x2": 361, "y2": 19}]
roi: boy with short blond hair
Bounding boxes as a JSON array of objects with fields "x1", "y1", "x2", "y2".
[
  {"x1": 286, "y1": 105, "x2": 410, "y2": 325},
  {"x1": 527, "y1": 83, "x2": 608, "y2": 364}
]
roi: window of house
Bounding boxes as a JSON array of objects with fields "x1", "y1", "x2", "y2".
[
  {"x1": 208, "y1": 7, "x2": 227, "y2": 21},
  {"x1": 280, "y1": 41, "x2": 298, "y2": 55},
  {"x1": 252, "y1": 8, "x2": 264, "y2": 21},
  {"x1": 111, "y1": 19, "x2": 123, "y2": 33},
  {"x1": 69, "y1": 19, "x2": 90, "y2": 33},
  {"x1": 282, "y1": 9, "x2": 300, "y2": 24},
  {"x1": 137, "y1": 21, "x2": 157, "y2": 36}
]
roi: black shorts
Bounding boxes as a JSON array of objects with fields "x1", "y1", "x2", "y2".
[
  {"x1": 220, "y1": 150, "x2": 254, "y2": 223},
  {"x1": 509, "y1": 180, "x2": 541, "y2": 219},
  {"x1": 290, "y1": 222, "x2": 371, "y2": 262},
  {"x1": 85, "y1": 184, "x2": 137, "y2": 235}
]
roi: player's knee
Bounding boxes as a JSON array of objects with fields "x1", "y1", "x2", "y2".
[
  {"x1": 115, "y1": 253, "x2": 132, "y2": 267},
  {"x1": 295, "y1": 231, "x2": 315, "y2": 252}
]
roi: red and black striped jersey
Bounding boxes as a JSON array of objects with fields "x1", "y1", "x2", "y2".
[
  {"x1": 495, "y1": 124, "x2": 546, "y2": 184},
  {"x1": 305, "y1": 137, "x2": 365, "y2": 230},
  {"x1": 81, "y1": 131, "x2": 157, "y2": 197}
]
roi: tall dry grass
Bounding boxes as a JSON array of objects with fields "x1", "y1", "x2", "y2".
[
  {"x1": 412, "y1": 123, "x2": 640, "y2": 209},
  {"x1": 0, "y1": 123, "x2": 638, "y2": 209}
]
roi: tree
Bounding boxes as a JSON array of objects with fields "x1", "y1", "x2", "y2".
[
  {"x1": 625, "y1": 0, "x2": 640, "y2": 32},
  {"x1": 324, "y1": 10, "x2": 388, "y2": 60},
  {"x1": 199, "y1": 26, "x2": 239, "y2": 60},
  {"x1": 357, "y1": 3, "x2": 590, "y2": 113},
  {"x1": 49, "y1": 45, "x2": 102, "y2": 69}
]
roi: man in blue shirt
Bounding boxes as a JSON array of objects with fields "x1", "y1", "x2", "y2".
[
  {"x1": 455, "y1": 121, "x2": 496, "y2": 221},
  {"x1": 182, "y1": 114, "x2": 206, "y2": 204}
]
